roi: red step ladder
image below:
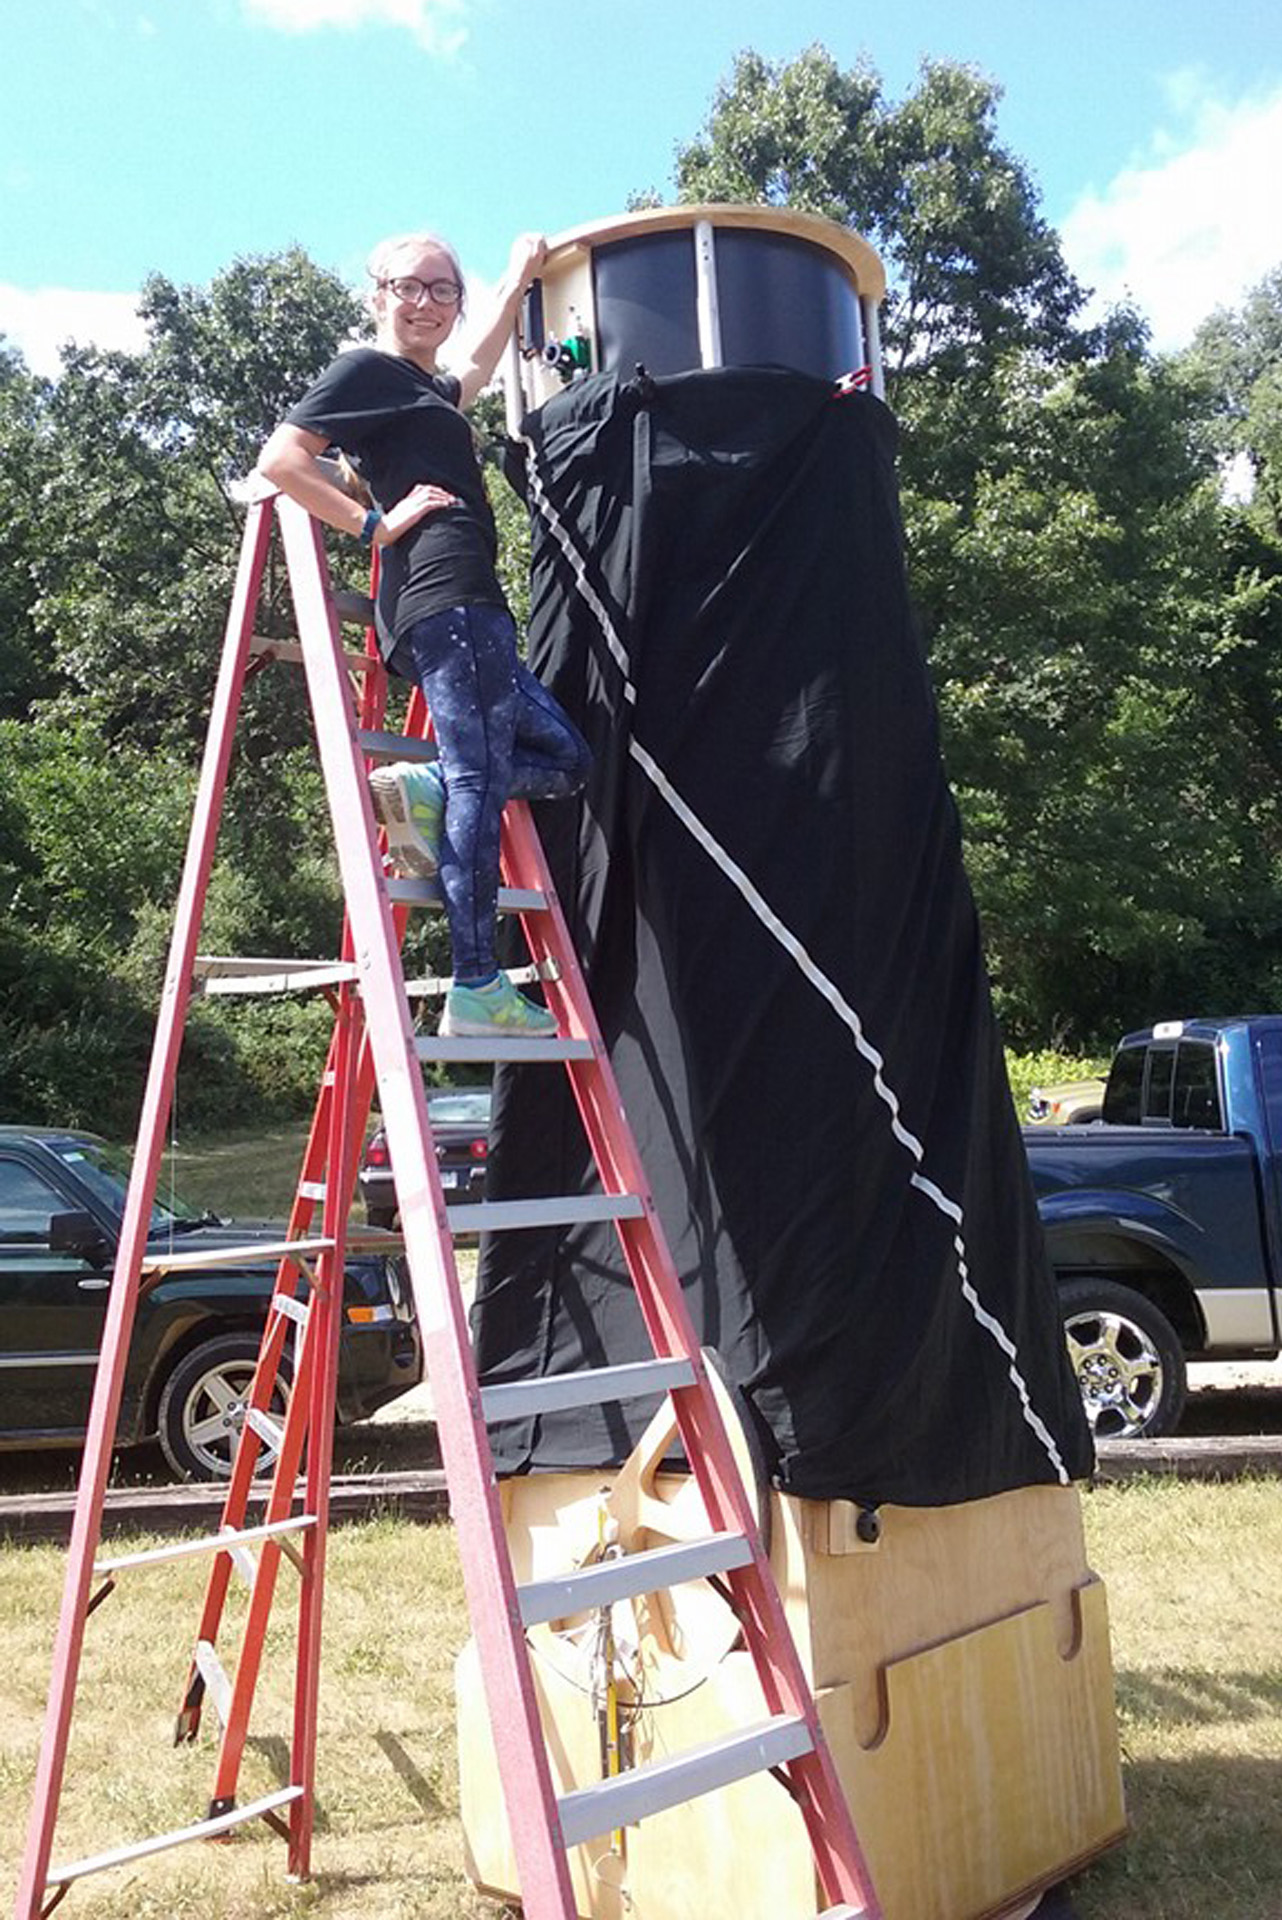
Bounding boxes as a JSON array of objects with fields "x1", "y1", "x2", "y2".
[{"x1": 13, "y1": 490, "x2": 883, "y2": 1920}]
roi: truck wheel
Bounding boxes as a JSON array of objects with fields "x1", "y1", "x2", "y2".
[
  {"x1": 1061, "y1": 1279, "x2": 1187, "y2": 1440},
  {"x1": 157, "y1": 1333, "x2": 292, "y2": 1482}
]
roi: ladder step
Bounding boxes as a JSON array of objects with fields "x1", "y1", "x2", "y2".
[
  {"x1": 402, "y1": 961, "x2": 547, "y2": 999},
  {"x1": 94, "y1": 1514, "x2": 317, "y2": 1576},
  {"x1": 416, "y1": 1036, "x2": 593, "y2": 1065},
  {"x1": 518, "y1": 1532, "x2": 754, "y2": 1628},
  {"x1": 386, "y1": 877, "x2": 547, "y2": 914},
  {"x1": 331, "y1": 588, "x2": 376, "y2": 625},
  {"x1": 250, "y1": 634, "x2": 371, "y2": 670},
  {"x1": 196, "y1": 954, "x2": 342, "y2": 976},
  {"x1": 200, "y1": 962, "x2": 359, "y2": 996},
  {"x1": 194, "y1": 1638, "x2": 233, "y2": 1727},
  {"x1": 272, "y1": 1291, "x2": 310, "y2": 1327},
  {"x1": 556, "y1": 1714, "x2": 814, "y2": 1848},
  {"x1": 139, "y1": 1236, "x2": 333, "y2": 1276},
  {"x1": 356, "y1": 728, "x2": 439, "y2": 763},
  {"x1": 245, "y1": 1407, "x2": 286, "y2": 1450},
  {"x1": 446, "y1": 1193, "x2": 645, "y2": 1236},
  {"x1": 45, "y1": 1784, "x2": 305, "y2": 1887},
  {"x1": 480, "y1": 1357, "x2": 696, "y2": 1422}
]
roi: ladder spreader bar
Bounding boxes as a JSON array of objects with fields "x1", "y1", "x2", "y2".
[
  {"x1": 557, "y1": 1714, "x2": 814, "y2": 1848},
  {"x1": 415, "y1": 1036, "x2": 593, "y2": 1064},
  {"x1": 479, "y1": 1357, "x2": 696, "y2": 1421},
  {"x1": 518, "y1": 1531, "x2": 754, "y2": 1628},
  {"x1": 45, "y1": 1784, "x2": 305, "y2": 1887},
  {"x1": 445, "y1": 1193, "x2": 645, "y2": 1236},
  {"x1": 140, "y1": 1236, "x2": 333, "y2": 1275},
  {"x1": 93, "y1": 1514, "x2": 318, "y2": 1576}
]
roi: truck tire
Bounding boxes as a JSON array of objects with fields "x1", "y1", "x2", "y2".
[
  {"x1": 157, "y1": 1333, "x2": 292, "y2": 1482},
  {"x1": 1060, "y1": 1278, "x2": 1187, "y2": 1440}
]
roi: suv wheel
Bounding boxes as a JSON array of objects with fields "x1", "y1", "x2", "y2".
[
  {"x1": 1061, "y1": 1278, "x2": 1187, "y2": 1439},
  {"x1": 156, "y1": 1333, "x2": 292, "y2": 1482}
]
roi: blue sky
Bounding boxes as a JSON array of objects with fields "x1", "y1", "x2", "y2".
[{"x1": 2, "y1": 0, "x2": 1280, "y2": 375}]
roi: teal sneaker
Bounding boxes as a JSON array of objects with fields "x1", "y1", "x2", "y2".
[
  {"x1": 370, "y1": 760, "x2": 444, "y2": 877},
  {"x1": 440, "y1": 974, "x2": 557, "y2": 1038}
]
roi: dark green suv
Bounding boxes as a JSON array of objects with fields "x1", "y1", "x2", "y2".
[{"x1": 0, "y1": 1127, "x2": 422, "y2": 1480}]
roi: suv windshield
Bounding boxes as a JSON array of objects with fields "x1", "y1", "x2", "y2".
[{"x1": 46, "y1": 1137, "x2": 206, "y2": 1233}]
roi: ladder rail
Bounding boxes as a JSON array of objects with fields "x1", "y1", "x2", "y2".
[
  {"x1": 12, "y1": 500, "x2": 277, "y2": 1920},
  {"x1": 178, "y1": 618, "x2": 422, "y2": 1748},
  {"x1": 18, "y1": 491, "x2": 883, "y2": 1920},
  {"x1": 287, "y1": 980, "x2": 362, "y2": 1875},
  {"x1": 279, "y1": 498, "x2": 581, "y2": 1916},
  {"x1": 501, "y1": 797, "x2": 882, "y2": 1913}
]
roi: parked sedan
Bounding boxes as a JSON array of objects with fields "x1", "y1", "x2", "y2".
[
  {"x1": 360, "y1": 1085, "x2": 491, "y2": 1229},
  {"x1": 0, "y1": 1126, "x2": 422, "y2": 1481}
]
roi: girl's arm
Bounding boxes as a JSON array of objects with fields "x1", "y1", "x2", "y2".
[
  {"x1": 257, "y1": 424, "x2": 455, "y2": 546},
  {"x1": 453, "y1": 232, "x2": 548, "y2": 410}
]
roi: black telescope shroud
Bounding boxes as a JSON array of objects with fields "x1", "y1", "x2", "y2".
[{"x1": 473, "y1": 366, "x2": 1093, "y2": 1510}]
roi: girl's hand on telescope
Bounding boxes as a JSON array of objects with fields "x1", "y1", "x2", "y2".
[
  {"x1": 507, "y1": 231, "x2": 548, "y2": 290},
  {"x1": 377, "y1": 483, "x2": 458, "y2": 545}
]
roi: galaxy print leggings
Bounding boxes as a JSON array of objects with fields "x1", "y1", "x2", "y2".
[{"x1": 389, "y1": 603, "x2": 591, "y2": 983}]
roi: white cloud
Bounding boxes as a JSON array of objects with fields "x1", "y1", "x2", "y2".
[
  {"x1": 0, "y1": 285, "x2": 147, "y2": 378},
  {"x1": 241, "y1": 0, "x2": 467, "y2": 57},
  {"x1": 1060, "y1": 78, "x2": 1282, "y2": 351}
]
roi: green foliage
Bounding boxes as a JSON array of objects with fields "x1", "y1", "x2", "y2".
[
  {"x1": 3, "y1": 126, "x2": 1281, "y2": 1128},
  {"x1": 1003, "y1": 1047, "x2": 1111, "y2": 1116},
  {"x1": 1183, "y1": 266, "x2": 1282, "y2": 533},
  {"x1": 670, "y1": 44, "x2": 1282, "y2": 1047},
  {"x1": 0, "y1": 253, "x2": 368, "y2": 1129},
  {"x1": 0, "y1": 357, "x2": 57, "y2": 718}
]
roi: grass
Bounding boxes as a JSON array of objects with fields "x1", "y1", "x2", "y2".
[
  {"x1": 2, "y1": 1478, "x2": 1281, "y2": 1918},
  {"x1": 159, "y1": 1123, "x2": 320, "y2": 1224},
  {"x1": 155, "y1": 1041, "x2": 1085, "y2": 1227},
  {"x1": 1072, "y1": 1476, "x2": 1282, "y2": 1920},
  {"x1": 0, "y1": 1520, "x2": 491, "y2": 1920}
]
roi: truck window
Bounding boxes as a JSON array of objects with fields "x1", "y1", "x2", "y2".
[
  {"x1": 1256, "y1": 1028, "x2": 1282, "y2": 1152},
  {"x1": 1103, "y1": 1046, "x2": 1144, "y2": 1124},
  {"x1": 1172, "y1": 1042, "x2": 1222, "y2": 1129},
  {"x1": 1143, "y1": 1047, "x2": 1176, "y2": 1125}
]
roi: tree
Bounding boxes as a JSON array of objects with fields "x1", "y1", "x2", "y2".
[
  {"x1": 675, "y1": 47, "x2": 1084, "y2": 407},
  {"x1": 1183, "y1": 266, "x2": 1282, "y2": 533},
  {"x1": 667, "y1": 46, "x2": 1279, "y2": 1044},
  {"x1": 0, "y1": 252, "x2": 371, "y2": 1126},
  {"x1": 28, "y1": 252, "x2": 366, "y2": 752},
  {"x1": 0, "y1": 351, "x2": 57, "y2": 718}
]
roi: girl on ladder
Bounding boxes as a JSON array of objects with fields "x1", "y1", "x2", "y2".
[{"x1": 259, "y1": 229, "x2": 590, "y2": 1038}]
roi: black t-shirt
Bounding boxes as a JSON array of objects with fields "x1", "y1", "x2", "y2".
[{"x1": 284, "y1": 347, "x2": 506, "y2": 641}]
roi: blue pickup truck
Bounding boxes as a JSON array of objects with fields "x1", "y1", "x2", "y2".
[{"x1": 1022, "y1": 1016, "x2": 1282, "y2": 1440}]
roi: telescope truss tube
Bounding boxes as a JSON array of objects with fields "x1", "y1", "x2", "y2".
[{"x1": 693, "y1": 219, "x2": 724, "y2": 370}]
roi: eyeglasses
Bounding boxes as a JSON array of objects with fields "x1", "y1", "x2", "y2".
[{"x1": 380, "y1": 275, "x2": 463, "y2": 308}]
